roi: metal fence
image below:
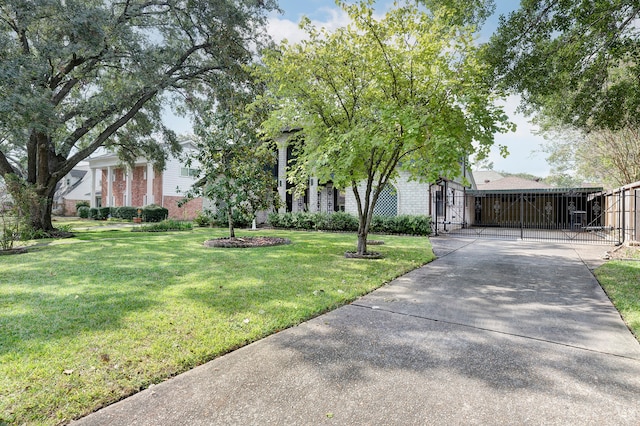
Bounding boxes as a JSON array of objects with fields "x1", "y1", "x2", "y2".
[{"x1": 435, "y1": 187, "x2": 633, "y2": 245}]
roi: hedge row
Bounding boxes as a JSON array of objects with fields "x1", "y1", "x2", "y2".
[
  {"x1": 193, "y1": 209, "x2": 254, "y2": 228},
  {"x1": 267, "y1": 212, "x2": 432, "y2": 236},
  {"x1": 77, "y1": 204, "x2": 168, "y2": 222},
  {"x1": 131, "y1": 219, "x2": 193, "y2": 232}
]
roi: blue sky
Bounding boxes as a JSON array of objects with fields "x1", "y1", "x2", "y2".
[{"x1": 269, "y1": 1, "x2": 552, "y2": 177}]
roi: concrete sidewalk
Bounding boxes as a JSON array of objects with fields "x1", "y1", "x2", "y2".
[{"x1": 74, "y1": 238, "x2": 640, "y2": 425}]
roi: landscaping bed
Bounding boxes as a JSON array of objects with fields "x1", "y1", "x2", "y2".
[{"x1": 204, "y1": 236, "x2": 291, "y2": 248}]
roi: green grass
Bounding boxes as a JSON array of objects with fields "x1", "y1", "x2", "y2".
[
  {"x1": 595, "y1": 260, "x2": 640, "y2": 340},
  {"x1": 0, "y1": 227, "x2": 434, "y2": 425}
]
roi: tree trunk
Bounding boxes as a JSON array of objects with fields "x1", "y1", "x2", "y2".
[
  {"x1": 227, "y1": 205, "x2": 235, "y2": 238},
  {"x1": 356, "y1": 214, "x2": 369, "y2": 255},
  {"x1": 30, "y1": 190, "x2": 55, "y2": 232}
]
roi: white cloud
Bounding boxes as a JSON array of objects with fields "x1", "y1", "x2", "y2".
[
  {"x1": 486, "y1": 95, "x2": 550, "y2": 177},
  {"x1": 267, "y1": 18, "x2": 306, "y2": 44},
  {"x1": 267, "y1": 8, "x2": 351, "y2": 44}
]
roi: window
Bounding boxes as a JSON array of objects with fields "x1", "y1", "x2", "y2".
[
  {"x1": 180, "y1": 167, "x2": 199, "y2": 177},
  {"x1": 373, "y1": 184, "x2": 398, "y2": 216}
]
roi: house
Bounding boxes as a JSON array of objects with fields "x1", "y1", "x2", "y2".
[
  {"x1": 87, "y1": 140, "x2": 208, "y2": 220},
  {"x1": 54, "y1": 163, "x2": 93, "y2": 216},
  {"x1": 274, "y1": 131, "x2": 473, "y2": 228}
]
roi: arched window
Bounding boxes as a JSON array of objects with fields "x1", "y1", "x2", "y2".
[{"x1": 373, "y1": 184, "x2": 398, "y2": 216}]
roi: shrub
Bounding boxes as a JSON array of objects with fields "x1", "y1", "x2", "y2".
[
  {"x1": 77, "y1": 206, "x2": 90, "y2": 219},
  {"x1": 89, "y1": 207, "x2": 99, "y2": 219},
  {"x1": 267, "y1": 212, "x2": 281, "y2": 228},
  {"x1": 266, "y1": 212, "x2": 431, "y2": 235},
  {"x1": 19, "y1": 227, "x2": 49, "y2": 240},
  {"x1": 132, "y1": 219, "x2": 193, "y2": 232},
  {"x1": 75, "y1": 200, "x2": 90, "y2": 209},
  {"x1": 293, "y1": 212, "x2": 315, "y2": 229},
  {"x1": 99, "y1": 207, "x2": 112, "y2": 220},
  {"x1": 113, "y1": 206, "x2": 138, "y2": 220},
  {"x1": 370, "y1": 214, "x2": 431, "y2": 236},
  {"x1": 325, "y1": 211, "x2": 358, "y2": 231},
  {"x1": 193, "y1": 210, "x2": 211, "y2": 227},
  {"x1": 212, "y1": 209, "x2": 252, "y2": 229},
  {"x1": 312, "y1": 212, "x2": 331, "y2": 230},
  {"x1": 141, "y1": 204, "x2": 168, "y2": 223}
]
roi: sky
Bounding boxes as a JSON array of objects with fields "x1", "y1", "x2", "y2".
[{"x1": 167, "y1": 1, "x2": 551, "y2": 177}]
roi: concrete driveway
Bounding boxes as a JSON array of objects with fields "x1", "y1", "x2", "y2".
[{"x1": 74, "y1": 237, "x2": 640, "y2": 425}]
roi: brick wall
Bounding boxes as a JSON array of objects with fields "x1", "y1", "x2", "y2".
[
  {"x1": 131, "y1": 166, "x2": 146, "y2": 206},
  {"x1": 163, "y1": 196, "x2": 203, "y2": 220},
  {"x1": 100, "y1": 166, "x2": 164, "y2": 207},
  {"x1": 153, "y1": 171, "x2": 163, "y2": 205},
  {"x1": 62, "y1": 199, "x2": 81, "y2": 216}
]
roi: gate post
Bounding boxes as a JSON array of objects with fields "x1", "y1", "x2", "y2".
[
  {"x1": 520, "y1": 193, "x2": 524, "y2": 239},
  {"x1": 622, "y1": 188, "x2": 626, "y2": 244}
]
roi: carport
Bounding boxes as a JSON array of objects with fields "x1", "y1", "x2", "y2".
[{"x1": 437, "y1": 187, "x2": 631, "y2": 245}]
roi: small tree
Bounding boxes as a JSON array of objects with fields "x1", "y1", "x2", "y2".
[
  {"x1": 257, "y1": 0, "x2": 512, "y2": 255},
  {"x1": 184, "y1": 105, "x2": 278, "y2": 238},
  {"x1": 0, "y1": 175, "x2": 38, "y2": 250}
]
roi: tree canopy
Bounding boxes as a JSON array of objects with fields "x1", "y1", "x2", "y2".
[
  {"x1": 487, "y1": 0, "x2": 640, "y2": 131},
  {"x1": 0, "y1": 0, "x2": 277, "y2": 232},
  {"x1": 257, "y1": 0, "x2": 511, "y2": 255},
  {"x1": 542, "y1": 125, "x2": 640, "y2": 188}
]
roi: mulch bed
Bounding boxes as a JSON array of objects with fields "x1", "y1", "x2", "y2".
[
  {"x1": 203, "y1": 236, "x2": 291, "y2": 248},
  {"x1": 0, "y1": 247, "x2": 29, "y2": 256},
  {"x1": 344, "y1": 251, "x2": 384, "y2": 259}
]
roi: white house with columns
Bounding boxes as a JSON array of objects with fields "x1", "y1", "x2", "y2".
[{"x1": 274, "y1": 131, "x2": 474, "y2": 225}]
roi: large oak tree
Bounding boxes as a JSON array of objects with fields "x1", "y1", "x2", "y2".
[
  {"x1": 0, "y1": 0, "x2": 277, "y2": 233},
  {"x1": 487, "y1": 0, "x2": 640, "y2": 187},
  {"x1": 257, "y1": 0, "x2": 512, "y2": 255},
  {"x1": 487, "y1": 0, "x2": 640, "y2": 131}
]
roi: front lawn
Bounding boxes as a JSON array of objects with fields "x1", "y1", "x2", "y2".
[
  {"x1": 0, "y1": 227, "x2": 434, "y2": 425},
  {"x1": 595, "y1": 260, "x2": 640, "y2": 340}
]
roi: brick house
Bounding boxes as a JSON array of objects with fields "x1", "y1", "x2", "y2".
[{"x1": 87, "y1": 141, "x2": 207, "y2": 220}]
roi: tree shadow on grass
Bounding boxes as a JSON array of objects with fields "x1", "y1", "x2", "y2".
[{"x1": 0, "y1": 288, "x2": 156, "y2": 356}]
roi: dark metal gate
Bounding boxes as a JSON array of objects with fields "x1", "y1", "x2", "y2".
[{"x1": 436, "y1": 187, "x2": 631, "y2": 245}]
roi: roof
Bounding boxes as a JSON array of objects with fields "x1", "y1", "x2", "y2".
[
  {"x1": 70, "y1": 169, "x2": 88, "y2": 179},
  {"x1": 476, "y1": 176, "x2": 553, "y2": 191},
  {"x1": 473, "y1": 170, "x2": 505, "y2": 185}
]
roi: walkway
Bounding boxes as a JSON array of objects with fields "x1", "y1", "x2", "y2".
[{"x1": 74, "y1": 237, "x2": 640, "y2": 425}]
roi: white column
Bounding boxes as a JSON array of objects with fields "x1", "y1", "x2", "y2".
[
  {"x1": 146, "y1": 163, "x2": 154, "y2": 205},
  {"x1": 278, "y1": 146, "x2": 287, "y2": 213},
  {"x1": 90, "y1": 168, "x2": 97, "y2": 208},
  {"x1": 107, "y1": 166, "x2": 113, "y2": 207},
  {"x1": 309, "y1": 177, "x2": 318, "y2": 213},
  {"x1": 125, "y1": 167, "x2": 132, "y2": 206}
]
